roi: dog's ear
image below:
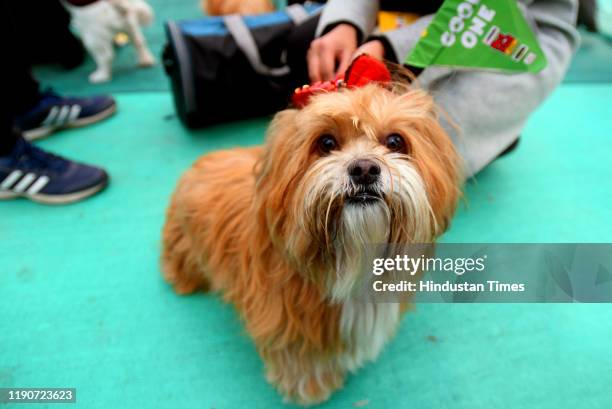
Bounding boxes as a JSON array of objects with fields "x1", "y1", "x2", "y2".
[
  {"x1": 254, "y1": 108, "x2": 300, "y2": 187},
  {"x1": 403, "y1": 90, "x2": 463, "y2": 235},
  {"x1": 253, "y1": 108, "x2": 304, "y2": 240},
  {"x1": 253, "y1": 108, "x2": 335, "y2": 273}
]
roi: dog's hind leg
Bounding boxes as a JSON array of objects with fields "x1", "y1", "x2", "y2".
[
  {"x1": 133, "y1": 0, "x2": 154, "y2": 26},
  {"x1": 122, "y1": 3, "x2": 155, "y2": 67}
]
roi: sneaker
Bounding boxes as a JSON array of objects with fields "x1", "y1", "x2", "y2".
[
  {"x1": 0, "y1": 137, "x2": 109, "y2": 204},
  {"x1": 15, "y1": 89, "x2": 116, "y2": 141}
]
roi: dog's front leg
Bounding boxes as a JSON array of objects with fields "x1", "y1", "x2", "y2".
[
  {"x1": 81, "y1": 33, "x2": 114, "y2": 83},
  {"x1": 263, "y1": 347, "x2": 346, "y2": 405}
]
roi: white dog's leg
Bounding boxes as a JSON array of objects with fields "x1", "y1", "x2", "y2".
[
  {"x1": 82, "y1": 32, "x2": 114, "y2": 83},
  {"x1": 124, "y1": 8, "x2": 155, "y2": 67}
]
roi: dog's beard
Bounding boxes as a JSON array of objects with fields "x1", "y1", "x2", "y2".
[
  {"x1": 333, "y1": 203, "x2": 389, "y2": 301},
  {"x1": 293, "y1": 153, "x2": 436, "y2": 301}
]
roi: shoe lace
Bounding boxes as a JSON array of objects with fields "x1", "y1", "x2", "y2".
[
  {"x1": 39, "y1": 88, "x2": 63, "y2": 103},
  {"x1": 16, "y1": 140, "x2": 70, "y2": 173}
]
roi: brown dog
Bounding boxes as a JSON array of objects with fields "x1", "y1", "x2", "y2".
[{"x1": 162, "y1": 70, "x2": 461, "y2": 404}]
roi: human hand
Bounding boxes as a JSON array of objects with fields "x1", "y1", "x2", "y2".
[
  {"x1": 354, "y1": 40, "x2": 385, "y2": 61},
  {"x1": 307, "y1": 23, "x2": 358, "y2": 82}
]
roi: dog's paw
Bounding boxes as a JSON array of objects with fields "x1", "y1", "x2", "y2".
[
  {"x1": 137, "y1": 50, "x2": 156, "y2": 67},
  {"x1": 267, "y1": 365, "x2": 344, "y2": 406},
  {"x1": 89, "y1": 69, "x2": 111, "y2": 83}
]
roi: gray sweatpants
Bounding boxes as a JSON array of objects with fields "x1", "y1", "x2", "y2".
[{"x1": 316, "y1": 0, "x2": 580, "y2": 176}]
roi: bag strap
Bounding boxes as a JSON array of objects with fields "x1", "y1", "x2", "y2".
[
  {"x1": 223, "y1": 4, "x2": 310, "y2": 77},
  {"x1": 285, "y1": 3, "x2": 310, "y2": 24}
]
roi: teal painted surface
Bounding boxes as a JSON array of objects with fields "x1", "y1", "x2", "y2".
[
  {"x1": 1, "y1": 85, "x2": 612, "y2": 408},
  {"x1": 565, "y1": 29, "x2": 612, "y2": 83}
]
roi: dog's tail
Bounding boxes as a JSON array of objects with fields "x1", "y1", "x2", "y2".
[{"x1": 132, "y1": 0, "x2": 154, "y2": 26}]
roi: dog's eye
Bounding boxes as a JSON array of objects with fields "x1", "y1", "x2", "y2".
[
  {"x1": 385, "y1": 133, "x2": 407, "y2": 153},
  {"x1": 317, "y1": 134, "x2": 338, "y2": 154}
]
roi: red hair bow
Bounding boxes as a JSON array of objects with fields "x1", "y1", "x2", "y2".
[{"x1": 292, "y1": 54, "x2": 392, "y2": 108}]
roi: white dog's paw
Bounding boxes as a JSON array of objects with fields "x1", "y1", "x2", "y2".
[
  {"x1": 89, "y1": 69, "x2": 112, "y2": 83},
  {"x1": 137, "y1": 50, "x2": 155, "y2": 67}
]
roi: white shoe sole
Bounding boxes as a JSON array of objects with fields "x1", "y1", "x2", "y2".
[
  {"x1": 22, "y1": 104, "x2": 117, "y2": 141},
  {"x1": 0, "y1": 181, "x2": 107, "y2": 205}
]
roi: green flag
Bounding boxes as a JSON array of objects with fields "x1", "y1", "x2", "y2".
[{"x1": 406, "y1": 0, "x2": 547, "y2": 73}]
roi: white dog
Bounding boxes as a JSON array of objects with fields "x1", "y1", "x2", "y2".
[{"x1": 63, "y1": 0, "x2": 156, "y2": 83}]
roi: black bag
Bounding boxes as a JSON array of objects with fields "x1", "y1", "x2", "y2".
[{"x1": 163, "y1": 4, "x2": 322, "y2": 128}]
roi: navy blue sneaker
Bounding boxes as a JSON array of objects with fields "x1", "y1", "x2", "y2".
[
  {"x1": 15, "y1": 89, "x2": 116, "y2": 141},
  {"x1": 0, "y1": 137, "x2": 109, "y2": 204}
]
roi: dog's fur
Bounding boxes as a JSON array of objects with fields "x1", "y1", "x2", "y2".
[
  {"x1": 162, "y1": 81, "x2": 461, "y2": 404},
  {"x1": 203, "y1": 0, "x2": 274, "y2": 15},
  {"x1": 63, "y1": 0, "x2": 155, "y2": 83}
]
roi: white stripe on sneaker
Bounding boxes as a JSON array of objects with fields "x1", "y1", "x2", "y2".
[
  {"x1": 41, "y1": 106, "x2": 60, "y2": 126},
  {"x1": 26, "y1": 175, "x2": 50, "y2": 195},
  {"x1": 0, "y1": 170, "x2": 23, "y2": 190},
  {"x1": 67, "y1": 105, "x2": 81, "y2": 123},
  {"x1": 13, "y1": 173, "x2": 37, "y2": 193},
  {"x1": 56, "y1": 105, "x2": 71, "y2": 125}
]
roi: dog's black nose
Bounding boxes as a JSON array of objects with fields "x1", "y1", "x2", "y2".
[{"x1": 349, "y1": 159, "x2": 381, "y2": 185}]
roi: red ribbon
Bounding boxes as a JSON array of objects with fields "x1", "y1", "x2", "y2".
[{"x1": 292, "y1": 54, "x2": 392, "y2": 108}]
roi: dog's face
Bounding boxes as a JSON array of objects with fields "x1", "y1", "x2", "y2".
[{"x1": 255, "y1": 84, "x2": 461, "y2": 299}]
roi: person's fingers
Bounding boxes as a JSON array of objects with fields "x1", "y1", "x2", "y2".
[
  {"x1": 307, "y1": 47, "x2": 321, "y2": 82},
  {"x1": 319, "y1": 47, "x2": 336, "y2": 81},
  {"x1": 353, "y1": 40, "x2": 385, "y2": 61},
  {"x1": 336, "y1": 48, "x2": 354, "y2": 76},
  {"x1": 353, "y1": 43, "x2": 366, "y2": 58}
]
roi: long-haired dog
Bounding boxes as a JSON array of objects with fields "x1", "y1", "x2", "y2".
[
  {"x1": 63, "y1": 0, "x2": 155, "y2": 83},
  {"x1": 203, "y1": 0, "x2": 274, "y2": 15},
  {"x1": 162, "y1": 56, "x2": 461, "y2": 404}
]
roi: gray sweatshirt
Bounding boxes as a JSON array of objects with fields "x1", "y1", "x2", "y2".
[{"x1": 315, "y1": 0, "x2": 580, "y2": 176}]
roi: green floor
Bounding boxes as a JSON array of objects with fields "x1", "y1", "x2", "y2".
[{"x1": 3, "y1": 2, "x2": 612, "y2": 408}]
